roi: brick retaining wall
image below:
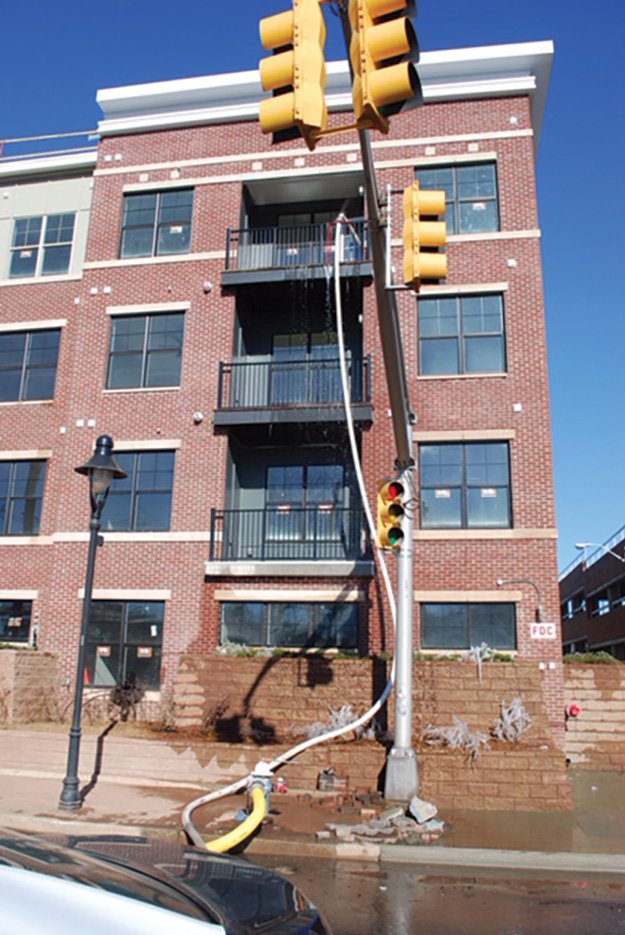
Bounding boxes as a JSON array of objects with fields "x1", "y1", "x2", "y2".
[
  {"x1": 564, "y1": 664, "x2": 625, "y2": 769},
  {"x1": 173, "y1": 655, "x2": 572, "y2": 810},
  {"x1": 0, "y1": 650, "x2": 59, "y2": 723}
]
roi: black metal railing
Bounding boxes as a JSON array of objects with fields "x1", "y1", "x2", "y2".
[
  {"x1": 209, "y1": 507, "x2": 370, "y2": 562},
  {"x1": 225, "y1": 219, "x2": 370, "y2": 271},
  {"x1": 216, "y1": 355, "x2": 371, "y2": 409}
]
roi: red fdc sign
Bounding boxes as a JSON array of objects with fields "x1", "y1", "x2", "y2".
[{"x1": 530, "y1": 622, "x2": 557, "y2": 640}]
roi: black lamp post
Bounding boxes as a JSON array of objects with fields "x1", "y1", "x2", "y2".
[{"x1": 59, "y1": 435, "x2": 127, "y2": 811}]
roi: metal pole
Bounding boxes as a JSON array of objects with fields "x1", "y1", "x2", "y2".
[
  {"x1": 338, "y1": 4, "x2": 418, "y2": 801},
  {"x1": 59, "y1": 511, "x2": 101, "y2": 810}
]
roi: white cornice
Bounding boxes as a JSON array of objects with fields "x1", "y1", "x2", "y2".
[
  {"x1": 96, "y1": 41, "x2": 553, "y2": 151},
  {"x1": 0, "y1": 150, "x2": 97, "y2": 180}
]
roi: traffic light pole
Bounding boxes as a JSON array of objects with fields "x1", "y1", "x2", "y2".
[{"x1": 339, "y1": 3, "x2": 418, "y2": 801}]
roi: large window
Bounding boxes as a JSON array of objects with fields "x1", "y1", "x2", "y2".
[
  {"x1": 419, "y1": 295, "x2": 505, "y2": 375},
  {"x1": 106, "y1": 313, "x2": 184, "y2": 389},
  {"x1": 266, "y1": 463, "x2": 343, "y2": 543},
  {"x1": 0, "y1": 599, "x2": 32, "y2": 643},
  {"x1": 120, "y1": 190, "x2": 193, "y2": 259},
  {"x1": 0, "y1": 329, "x2": 61, "y2": 401},
  {"x1": 421, "y1": 602, "x2": 516, "y2": 650},
  {"x1": 0, "y1": 460, "x2": 46, "y2": 535},
  {"x1": 86, "y1": 600, "x2": 164, "y2": 689},
  {"x1": 271, "y1": 332, "x2": 341, "y2": 404},
  {"x1": 9, "y1": 214, "x2": 75, "y2": 278},
  {"x1": 420, "y1": 442, "x2": 511, "y2": 529},
  {"x1": 221, "y1": 601, "x2": 358, "y2": 649},
  {"x1": 415, "y1": 164, "x2": 498, "y2": 235},
  {"x1": 102, "y1": 450, "x2": 174, "y2": 532}
]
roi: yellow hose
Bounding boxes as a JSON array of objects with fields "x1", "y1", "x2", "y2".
[{"x1": 203, "y1": 784, "x2": 267, "y2": 854}]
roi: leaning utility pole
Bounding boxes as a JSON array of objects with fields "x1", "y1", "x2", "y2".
[{"x1": 339, "y1": 4, "x2": 418, "y2": 802}]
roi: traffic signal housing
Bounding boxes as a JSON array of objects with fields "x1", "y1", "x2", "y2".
[
  {"x1": 259, "y1": 0, "x2": 327, "y2": 151},
  {"x1": 377, "y1": 479, "x2": 406, "y2": 550},
  {"x1": 402, "y1": 181, "x2": 447, "y2": 291},
  {"x1": 349, "y1": 0, "x2": 422, "y2": 135}
]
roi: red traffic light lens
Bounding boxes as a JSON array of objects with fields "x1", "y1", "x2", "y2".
[{"x1": 387, "y1": 481, "x2": 404, "y2": 499}]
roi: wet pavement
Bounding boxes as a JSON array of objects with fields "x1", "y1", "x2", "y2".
[
  {"x1": 252, "y1": 855, "x2": 625, "y2": 935},
  {"x1": 1, "y1": 726, "x2": 625, "y2": 870}
]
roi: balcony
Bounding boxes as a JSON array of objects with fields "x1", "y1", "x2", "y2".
[
  {"x1": 207, "y1": 506, "x2": 373, "y2": 577},
  {"x1": 214, "y1": 356, "x2": 373, "y2": 427},
  {"x1": 221, "y1": 219, "x2": 372, "y2": 287}
]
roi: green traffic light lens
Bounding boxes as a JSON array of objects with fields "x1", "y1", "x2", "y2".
[{"x1": 387, "y1": 527, "x2": 404, "y2": 546}]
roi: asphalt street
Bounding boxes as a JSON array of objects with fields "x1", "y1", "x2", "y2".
[{"x1": 253, "y1": 855, "x2": 625, "y2": 935}]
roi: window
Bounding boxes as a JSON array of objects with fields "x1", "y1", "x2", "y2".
[
  {"x1": 0, "y1": 460, "x2": 46, "y2": 535},
  {"x1": 0, "y1": 599, "x2": 32, "y2": 643},
  {"x1": 106, "y1": 313, "x2": 184, "y2": 389},
  {"x1": 271, "y1": 332, "x2": 342, "y2": 404},
  {"x1": 221, "y1": 601, "x2": 358, "y2": 649},
  {"x1": 9, "y1": 214, "x2": 75, "y2": 278},
  {"x1": 86, "y1": 600, "x2": 164, "y2": 689},
  {"x1": 120, "y1": 190, "x2": 193, "y2": 259},
  {"x1": 0, "y1": 329, "x2": 61, "y2": 401},
  {"x1": 266, "y1": 463, "x2": 344, "y2": 543},
  {"x1": 415, "y1": 164, "x2": 498, "y2": 235},
  {"x1": 420, "y1": 442, "x2": 511, "y2": 529},
  {"x1": 421, "y1": 602, "x2": 516, "y2": 650},
  {"x1": 589, "y1": 590, "x2": 611, "y2": 618},
  {"x1": 102, "y1": 450, "x2": 174, "y2": 532},
  {"x1": 419, "y1": 295, "x2": 505, "y2": 375}
]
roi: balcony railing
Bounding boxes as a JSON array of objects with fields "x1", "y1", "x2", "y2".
[
  {"x1": 225, "y1": 219, "x2": 370, "y2": 272},
  {"x1": 216, "y1": 356, "x2": 371, "y2": 410},
  {"x1": 209, "y1": 507, "x2": 370, "y2": 563}
]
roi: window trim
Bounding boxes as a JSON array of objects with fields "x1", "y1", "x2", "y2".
[
  {"x1": 102, "y1": 449, "x2": 175, "y2": 533},
  {"x1": 119, "y1": 189, "x2": 194, "y2": 260},
  {"x1": 0, "y1": 328, "x2": 61, "y2": 402},
  {"x1": 106, "y1": 311, "x2": 185, "y2": 390},
  {"x1": 0, "y1": 459, "x2": 47, "y2": 536},
  {"x1": 9, "y1": 213, "x2": 76, "y2": 279},
  {"x1": 420, "y1": 601, "x2": 517, "y2": 651},
  {"x1": 419, "y1": 441, "x2": 512, "y2": 530},
  {"x1": 415, "y1": 162, "x2": 499, "y2": 236},
  {"x1": 418, "y1": 293, "x2": 506, "y2": 377},
  {"x1": 220, "y1": 600, "x2": 359, "y2": 650},
  {"x1": 85, "y1": 599, "x2": 165, "y2": 689}
]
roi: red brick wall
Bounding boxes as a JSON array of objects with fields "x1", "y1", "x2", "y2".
[{"x1": 0, "y1": 90, "x2": 562, "y2": 735}]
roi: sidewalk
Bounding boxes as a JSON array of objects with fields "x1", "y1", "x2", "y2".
[{"x1": 1, "y1": 726, "x2": 624, "y2": 875}]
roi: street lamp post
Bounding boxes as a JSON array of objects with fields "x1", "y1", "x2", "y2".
[
  {"x1": 575, "y1": 542, "x2": 625, "y2": 564},
  {"x1": 59, "y1": 435, "x2": 127, "y2": 811}
]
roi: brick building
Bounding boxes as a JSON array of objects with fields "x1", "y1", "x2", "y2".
[
  {"x1": 0, "y1": 40, "x2": 565, "y2": 737},
  {"x1": 560, "y1": 526, "x2": 625, "y2": 658}
]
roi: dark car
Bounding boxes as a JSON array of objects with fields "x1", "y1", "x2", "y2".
[{"x1": 0, "y1": 831, "x2": 331, "y2": 935}]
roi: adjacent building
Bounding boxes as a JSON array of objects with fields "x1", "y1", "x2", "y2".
[
  {"x1": 0, "y1": 40, "x2": 565, "y2": 735},
  {"x1": 560, "y1": 526, "x2": 625, "y2": 658}
]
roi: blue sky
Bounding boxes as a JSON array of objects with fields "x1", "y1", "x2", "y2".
[{"x1": 1, "y1": 0, "x2": 623, "y2": 570}]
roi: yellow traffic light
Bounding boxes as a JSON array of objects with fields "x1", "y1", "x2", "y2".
[
  {"x1": 259, "y1": 0, "x2": 327, "y2": 151},
  {"x1": 348, "y1": 0, "x2": 422, "y2": 134},
  {"x1": 402, "y1": 181, "x2": 447, "y2": 291},
  {"x1": 377, "y1": 479, "x2": 405, "y2": 549}
]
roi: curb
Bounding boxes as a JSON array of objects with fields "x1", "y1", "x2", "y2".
[
  {"x1": 2, "y1": 812, "x2": 625, "y2": 879},
  {"x1": 379, "y1": 843, "x2": 625, "y2": 877}
]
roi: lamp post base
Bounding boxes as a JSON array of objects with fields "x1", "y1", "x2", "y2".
[
  {"x1": 58, "y1": 778, "x2": 82, "y2": 811},
  {"x1": 384, "y1": 746, "x2": 418, "y2": 802}
]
